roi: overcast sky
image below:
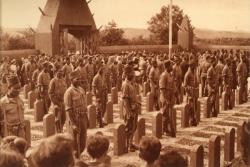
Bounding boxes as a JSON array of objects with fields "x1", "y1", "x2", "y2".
[{"x1": 1, "y1": 0, "x2": 250, "y2": 32}]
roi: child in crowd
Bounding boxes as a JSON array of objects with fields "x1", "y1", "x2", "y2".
[
  {"x1": 139, "y1": 136, "x2": 161, "y2": 167},
  {"x1": 86, "y1": 132, "x2": 111, "y2": 167}
]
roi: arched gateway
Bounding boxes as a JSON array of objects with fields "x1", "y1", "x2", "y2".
[{"x1": 35, "y1": 0, "x2": 99, "y2": 56}]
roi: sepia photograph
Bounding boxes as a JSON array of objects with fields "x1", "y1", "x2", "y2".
[{"x1": 0, "y1": 0, "x2": 250, "y2": 166}]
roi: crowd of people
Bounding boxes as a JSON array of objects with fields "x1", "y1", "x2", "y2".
[{"x1": 0, "y1": 48, "x2": 249, "y2": 167}]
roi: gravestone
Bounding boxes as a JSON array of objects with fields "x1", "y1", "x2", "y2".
[
  {"x1": 182, "y1": 104, "x2": 190, "y2": 128},
  {"x1": 114, "y1": 124, "x2": 127, "y2": 155},
  {"x1": 88, "y1": 105, "x2": 96, "y2": 129},
  {"x1": 134, "y1": 118, "x2": 145, "y2": 145},
  {"x1": 28, "y1": 90, "x2": 37, "y2": 109},
  {"x1": 43, "y1": 113, "x2": 55, "y2": 137},
  {"x1": 224, "y1": 128, "x2": 235, "y2": 162},
  {"x1": 235, "y1": 88, "x2": 242, "y2": 105},
  {"x1": 196, "y1": 100, "x2": 201, "y2": 123},
  {"x1": 143, "y1": 82, "x2": 150, "y2": 97},
  {"x1": 231, "y1": 90, "x2": 235, "y2": 108},
  {"x1": 104, "y1": 101, "x2": 113, "y2": 124},
  {"x1": 119, "y1": 99, "x2": 124, "y2": 119},
  {"x1": 111, "y1": 87, "x2": 118, "y2": 104},
  {"x1": 86, "y1": 92, "x2": 92, "y2": 106},
  {"x1": 221, "y1": 92, "x2": 228, "y2": 111},
  {"x1": 24, "y1": 84, "x2": 31, "y2": 99},
  {"x1": 237, "y1": 121, "x2": 246, "y2": 153},
  {"x1": 146, "y1": 92, "x2": 154, "y2": 112},
  {"x1": 34, "y1": 99, "x2": 45, "y2": 122},
  {"x1": 190, "y1": 145, "x2": 204, "y2": 167},
  {"x1": 203, "y1": 97, "x2": 210, "y2": 118},
  {"x1": 152, "y1": 112, "x2": 162, "y2": 138},
  {"x1": 208, "y1": 135, "x2": 221, "y2": 167},
  {"x1": 24, "y1": 120, "x2": 31, "y2": 147}
]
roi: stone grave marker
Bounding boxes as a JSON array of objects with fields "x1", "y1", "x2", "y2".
[
  {"x1": 221, "y1": 92, "x2": 228, "y2": 111},
  {"x1": 43, "y1": 113, "x2": 55, "y2": 137},
  {"x1": 134, "y1": 118, "x2": 145, "y2": 145},
  {"x1": 190, "y1": 145, "x2": 204, "y2": 167},
  {"x1": 208, "y1": 135, "x2": 221, "y2": 167},
  {"x1": 28, "y1": 90, "x2": 37, "y2": 109},
  {"x1": 104, "y1": 101, "x2": 113, "y2": 124},
  {"x1": 119, "y1": 99, "x2": 124, "y2": 119},
  {"x1": 88, "y1": 105, "x2": 96, "y2": 129},
  {"x1": 34, "y1": 99, "x2": 45, "y2": 122},
  {"x1": 86, "y1": 92, "x2": 92, "y2": 106},
  {"x1": 224, "y1": 127, "x2": 235, "y2": 162},
  {"x1": 111, "y1": 87, "x2": 118, "y2": 104},
  {"x1": 203, "y1": 97, "x2": 210, "y2": 118},
  {"x1": 182, "y1": 104, "x2": 190, "y2": 128},
  {"x1": 146, "y1": 92, "x2": 154, "y2": 112},
  {"x1": 114, "y1": 124, "x2": 127, "y2": 155},
  {"x1": 237, "y1": 121, "x2": 246, "y2": 153},
  {"x1": 24, "y1": 120, "x2": 31, "y2": 147},
  {"x1": 152, "y1": 112, "x2": 162, "y2": 138},
  {"x1": 235, "y1": 88, "x2": 242, "y2": 105}
]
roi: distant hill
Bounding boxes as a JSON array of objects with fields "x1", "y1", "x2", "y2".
[
  {"x1": 122, "y1": 28, "x2": 250, "y2": 39},
  {"x1": 2, "y1": 27, "x2": 250, "y2": 39}
]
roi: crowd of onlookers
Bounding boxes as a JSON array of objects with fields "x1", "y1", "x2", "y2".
[{"x1": 0, "y1": 133, "x2": 188, "y2": 167}]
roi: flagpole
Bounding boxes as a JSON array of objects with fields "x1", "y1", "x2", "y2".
[{"x1": 169, "y1": 0, "x2": 173, "y2": 59}]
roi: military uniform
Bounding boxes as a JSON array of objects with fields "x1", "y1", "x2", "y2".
[
  {"x1": 92, "y1": 72, "x2": 107, "y2": 127},
  {"x1": 149, "y1": 65, "x2": 160, "y2": 110},
  {"x1": 48, "y1": 75, "x2": 67, "y2": 133},
  {"x1": 184, "y1": 67, "x2": 199, "y2": 126},
  {"x1": 207, "y1": 64, "x2": 219, "y2": 117},
  {"x1": 159, "y1": 70, "x2": 176, "y2": 137},
  {"x1": 200, "y1": 60, "x2": 210, "y2": 97},
  {"x1": 75, "y1": 66, "x2": 89, "y2": 92},
  {"x1": 121, "y1": 78, "x2": 139, "y2": 150},
  {"x1": 173, "y1": 63, "x2": 183, "y2": 104},
  {"x1": 37, "y1": 70, "x2": 51, "y2": 114},
  {"x1": 64, "y1": 82, "x2": 88, "y2": 158},
  {"x1": 86, "y1": 62, "x2": 95, "y2": 91},
  {"x1": 236, "y1": 60, "x2": 248, "y2": 102},
  {"x1": 110, "y1": 63, "x2": 118, "y2": 88},
  {"x1": 62, "y1": 63, "x2": 73, "y2": 87},
  {"x1": 222, "y1": 64, "x2": 233, "y2": 109}
]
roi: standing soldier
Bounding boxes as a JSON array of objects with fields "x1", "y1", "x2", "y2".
[
  {"x1": 117, "y1": 57, "x2": 124, "y2": 91},
  {"x1": 75, "y1": 59, "x2": 89, "y2": 92},
  {"x1": 103, "y1": 58, "x2": 111, "y2": 93},
  {"x1": 237, "y1": 54, "x2": 248, "y2": 103},
  {"x1": 159, "y1": 60, "x2": 176, "y2": 137},
  {"x1": 222, "y1": 58, "x2": 233, "y2": 109},
  {"x1": 48, "y1": 69, "x2": 67, "y2": 133},
  {"x1": 139, "y1": 56, "x2": 147, "y2": 84},
  {"x1": 122, "y1": 66, "x2": 139, "y2": 152},
  {"x1": 64, "y1": 71, "x2": 88, "y2": 158},
  {"x1": 216, "y1": 57, "x2": 225, "y2": 97},
  {"x1": 173, "y1": 57, "x2": 183, "y2": 104},
  {"x1": 184, "y1": 61, "x2": 199, "y2": 126},
  {"x1": 37, "y1": 62, "x2": 51, "y2": 114},
  {"x1": 199, "y1": 55, "x2": 211, "y2": 97},
  {"x1": 149, "y1": 60, "x2": 160, "y2": 110},
  {"x1": 0, "y1": 75, "x2": 25, "y2": 138},
  {"x1": 92, "y1": 67, "x2": 108, "y2": 128},
  {"x1": 207, "y1": 57, "x2": 218, "y2": 117},
  {"x1": 62, "y1": 57, "x2": 73, "y2": 88},
  {"x1": 86, "y1": 57, "x2": 95, "y2": 91},
  {"x1": 110, "y1": 61, "x2": 118, "y2": 88}
]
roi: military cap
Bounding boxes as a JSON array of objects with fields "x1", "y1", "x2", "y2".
[
  {"x1": 69, "y1": 71, "x2": 81, "y2": 80},
  {"x1": 7, "y1": 75, "x2": 20, "y2": 87},
  {"x1": 164, "y1": 60, "x2": 172, "y2": 68}
]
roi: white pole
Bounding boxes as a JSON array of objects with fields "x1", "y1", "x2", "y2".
[{"x1": 169, "y1": 0, "x2": 173, "y2": 59}]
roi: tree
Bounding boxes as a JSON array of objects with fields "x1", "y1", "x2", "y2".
[
  {"x1": 147, "y1": 5, "x2": 194, "y2": 44},
  {"x1": 101, "y1": 20, "x2": 128, "y2": 46}
]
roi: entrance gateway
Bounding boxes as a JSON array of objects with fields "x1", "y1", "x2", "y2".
[{"x1": 35, "y1": 0, "x2": 99, "y2": 56}]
